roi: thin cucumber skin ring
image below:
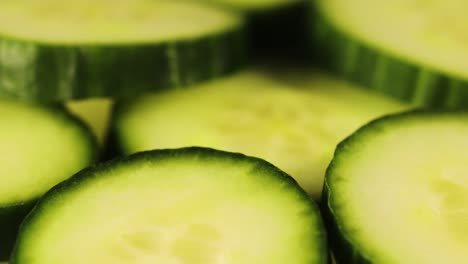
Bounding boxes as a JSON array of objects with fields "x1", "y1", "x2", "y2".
[
  {"x1": 322, "y1": 110, "x2": 468, "y2": 264},
  {"x1": 0, "y1": 27, "x2": 246, "y2": 102},
  {"x1": 11, "y1": 147, "x2": 329, "y2": 264},
  {"x1": 308, "y1": 3, "x2": 468, "y2": 109},
  {"x1": 0, "y1": 105, "x2": 97, "y2": 261}
]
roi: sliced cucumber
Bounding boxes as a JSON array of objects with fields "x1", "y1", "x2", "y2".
[
  {"x1": 66, "y1": 98, "x2": 114, "y2": 145},
  {"x1": 324, "y1": 111, "x2": 468, "y2": 263},
  {"x1": 111, "y1": 67, "x2": 408, "y2": 198},
  {"x1": 310, "y1": 0, "x2": 468, "y2": 108},
  {"x1": 0, "y1": 100, "x2": 96, "y2": 260},
  {"x1": 0, "y1": 0, "x2": 245, "y2": 102},
  {"x1": 11, "y1": 147, "x2": 327, "y2": 264}
]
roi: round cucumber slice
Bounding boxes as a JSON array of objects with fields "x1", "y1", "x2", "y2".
[
  {"x1": 311, "y1": 0, "x2": 468, "y2": 108},
  {"x1": 11, "y1": 147, "x2": 327, "y2": 264},
  {"x1": 0, "y1": 0, "x2": 245, "y2": 102},
  {"x1": 0, "y1": 1, "x2": 239, "y2": 44},
  {"x1": 0, "y1": 100, "x2": 96, "y2": 260},
  {"x1": 324, "y1": 111, "x2": 468, "y2": 263},
  {"x1": 111, "y1": 67, "x2": 408, "y2": 199}
]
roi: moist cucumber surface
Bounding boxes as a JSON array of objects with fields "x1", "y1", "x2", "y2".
[
  {"x1": 311, "y1": 0, "x2": 468, "y2": 107},
  {"x1": 112, "y1": 67, "x2": 408, "y2": 198},
  {"x1": 0, "y1": 0, "x2": 245, "y2": 101},
  {"x1": 12, "y1": 147, "x2": 327, "y2": 264},
  {"x1": 0, "y1": 99, "x2": 96, "y2": 260},
  {"x1": 324, "y1": 111, "x2": 468, "y2": 263},
  {"x1": 0, "y1": 0, "x2": 239, "y2": 44}
]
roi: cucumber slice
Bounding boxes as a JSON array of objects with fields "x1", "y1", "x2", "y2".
[
  {"x1": 11, "y1": 147, "x2": 327, "y2": 264},
  {"x1": 66, "y1": 98, "x2": 114, "y2": 145},
  {"x1": 324, "y1": 111, "x2": 468, "y2": 263},
  {"x1": 111, "y1": 67, "x2": 408, "y2": 199},
  {"x1": 0, "y1": 100, "x2": 96, "y2": 260},
  {"x1": 0, "y1": 0, "x2": 245, "y2": 102},
  {"x1": 310, "y1": 0, "x2": 468, "y2": 108}
]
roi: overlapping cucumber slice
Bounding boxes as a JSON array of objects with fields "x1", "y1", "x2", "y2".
[
  {"x1": 310, "y1": 0, "x2": 468, "y2": 107},
  {"x1": 11, "y1": 148, "x2": 327, "y2": 264},
  {"x1": 0, "y1": 0, "x2": 245, "y2": 101},
  {"x1": 0, "y1": 99, "x2": 96, "y2": 259},
  {"x1": 111, "y1": 66, "x2": 408, "y2": 198},
  {"x1": 324, "y1": 111, "x2": 468, "y2": 263}
]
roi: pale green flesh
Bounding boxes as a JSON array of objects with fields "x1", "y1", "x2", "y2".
[
  {"x1": 0, "y1": 100, "x2": 92, "y2": 205},
  {"x1": 318, "y1": 0, "x2": 468, "y2": 79},
  {"x1": 19, "y1": 156, "x2": 322, "y2": 263},
  {"x1": 116, "y1": 69, "x2": 408, "y2": 198},
  {"x1": 204, "y1": 0, "x2": 302, "y2": 11},
  {"x1": 0, "y1": 0, "x2": 241, "y2": 44},
  {"x1": 330, "y1": 114, "x2": 468, "y2": 263},
  {"x1": 67, "y1": 98, "x2": 114, "y2": 145}
]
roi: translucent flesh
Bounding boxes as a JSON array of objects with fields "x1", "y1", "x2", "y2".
[
  {"x1": 330, "y1": 114, "x2": 468, "y2": 263},
  {"x1": 116, "y1": 69, "x2": 407, "y2": 198},
  {"x1": 0, "y1": 0, "x2": 241, "y2": 44},
  {"x1": 17, "y1": 155, "x2": 323, "y2": 263},
  {"x1": 0, "y1": 100, "x2": 92, "y2": 205},
  {"x1": 318, "y1": 0, "x2": 468, "y2": 79}
]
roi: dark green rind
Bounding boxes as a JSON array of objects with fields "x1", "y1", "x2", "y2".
[
  {"x1": 308, "y1": 3, "x2": 468, "y2": 109},
  {"x1": 0, "y1": 104, "x2": 97, "y2": 261},
  {"x1": 322, "y1": 110, "x2": 467, "y2": 264},
  {"x1": 11, "y1": 147, "x2": 329, "y2": 264},
  {"x1": 0, "y1": 27, "x2": 246, "y2": 102}
]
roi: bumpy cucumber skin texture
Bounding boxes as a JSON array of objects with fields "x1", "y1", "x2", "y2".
[
  {"x1": 322, "y1": 110, "x2": 463, "y2": 264},
  {"x1": 0, "y1": 27, "x2": 246, "y2": 102},
  {"x1": 11, "y1": 147, "x2": 329, "y2": 264},
  {"x1": 308, "y1": 3, "x2": 468, "y2": 109},
  {"x1": 0, "y1": 106, "x2": 97, "y2": 261}
]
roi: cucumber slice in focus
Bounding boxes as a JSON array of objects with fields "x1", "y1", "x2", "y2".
[
  {"x1": 11, "y1": 147, "x2": 327, "y2": 264},
  {"x1": 311, "y1": 0, "x2": 468, "y2": 108},
  {"x1": 0, "y1": 100, "x2": 96, "y2": 260},
  {"x1": 324, "y1": 111, "x2": 468, "y2": 263},
  {"x1": 0, "y1": 0, "x2": 245, "y2": 102},
  {"x1": 111, "y1": 67, "x2": 408, "y2": 198}
]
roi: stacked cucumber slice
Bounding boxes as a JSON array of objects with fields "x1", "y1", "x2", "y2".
[
  {"x1": 324, "y1": 111, "x2": 468, "y2": 263},
  {"x1": 310, "y1": 0, "x2": 468, "y2": 108},
  {"x1": 2, "y1": 0, "x2": 468, "y2": 263},
  {"x1": 12, "y1": 148, "x2": 327, "y2": 264},
  {"x1": 0, "y1": 0, "x2": 245, "y2": 101},
  {"x1": 111, "y1": 67, "x2": 407, "y2": 198},
  {"x1": 0, "y1": 100, "x2": 96, "y2": 259}
]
